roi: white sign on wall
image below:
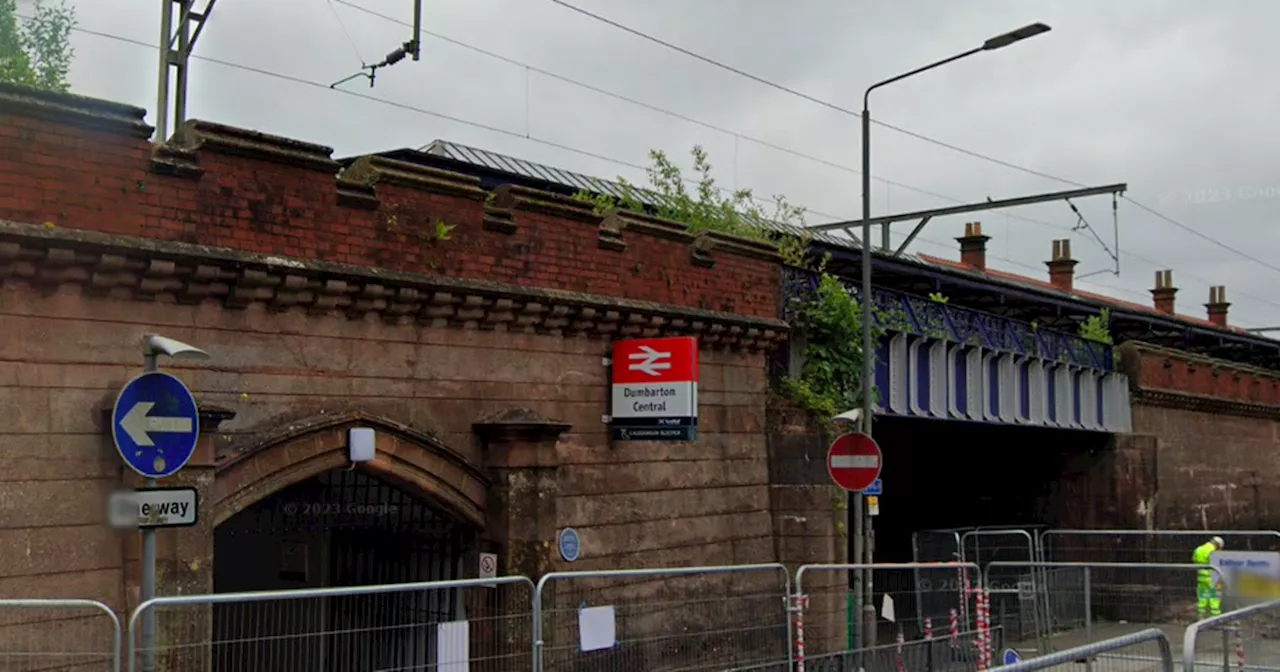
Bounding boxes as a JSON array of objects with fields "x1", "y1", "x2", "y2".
[{"x1": 1212, "y1": 550, "x2": 1280, "y2": 600}]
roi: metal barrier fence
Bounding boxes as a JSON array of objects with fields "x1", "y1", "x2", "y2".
[
  {"x1": 532, "y1": 563, "x2": 792, "y2": 672},
  {"x1": 127, "y1": 576, "x2": 534, "y2": 672},
  {"x1": 795, "y1": 626, "x2": 996, "y2": 672},
  {"x1": 986, "y1": 562, "x2": 1225, "y2": 661},
  {"x1": 1040, "y1": 530, "x2": 1280, "y2": 566},
  {"x1": 0, "y1": 599, "x2": 121, "y2": 672},
  {"x1": 1182, "y1": 597, "x2": 1280, "y2": 672},
  {"x1": 994, "y1": 627, "x2": 1174, "y2": 672},
  {"x1": 796, "y1": 563, "x2": 983, "y2": 670}
]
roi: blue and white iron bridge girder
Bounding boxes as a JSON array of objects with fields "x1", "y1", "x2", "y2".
[{"x1": 784, "y1": 269, "x2": 1133, "y2": 433}]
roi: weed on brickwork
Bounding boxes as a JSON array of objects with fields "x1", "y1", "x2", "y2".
[{"x1": 569, "y1": 145, "x2": 880, "y2": 427}]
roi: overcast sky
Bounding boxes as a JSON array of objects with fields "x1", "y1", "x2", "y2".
[{"x1": 48, "y1": 0, "x2": 1280, "y2": 330}]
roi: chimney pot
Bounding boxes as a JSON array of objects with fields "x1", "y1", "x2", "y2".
[
  {"x1": 1046, "y1": 238, "x2": 1078, "y2": 292},
  {"x1": 957, "y1": 221, "x2": 991, "y2": 271},
  {"x1": 1206, "y1": 285, "x2": 1230, "y2": 327},
  {"x1": 1151, "y1": 270, "x2": 1178, "y2": 315}
]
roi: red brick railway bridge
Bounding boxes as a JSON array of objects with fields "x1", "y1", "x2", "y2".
[{"x1": 0, "y1": 82, "x2": 1276, "y2": 662}]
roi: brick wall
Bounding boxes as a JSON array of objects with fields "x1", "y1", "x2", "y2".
[
  {"x1": 0, "y1": 82, "x2": 798, "y2": 663},
  {"x1": 0, "y1": 84, "x2": 780, "y2": 320},
  {"x1": 1119, "y1": 341, "x2": 1280, "y2": 529}
]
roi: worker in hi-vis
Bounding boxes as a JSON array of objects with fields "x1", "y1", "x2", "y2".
[{"x1": 1193, "y1": 536, "x2": 1225, "y2": 617}]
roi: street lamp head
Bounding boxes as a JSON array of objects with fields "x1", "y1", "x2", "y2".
[
  {"x1": 832, "y1": 408, "x2": 862, "y2": 425},
  {"x1": 143, "y1": 334, "x2": 210, "y2": 361},
  {"x1": 982, "y1": 23, "x2": 1051, "y2": 51}
]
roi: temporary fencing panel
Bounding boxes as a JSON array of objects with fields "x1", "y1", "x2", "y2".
[
  {"x1": 986, "y1": 562, "x2": 1226, "y2": 661},
  {"x1": 915, "y1": 527, "x2": 1046, "y2": 637},
  {"x1": 1040, "y1": 530, "x2": 1280, "y2": 565},
  {"x1": 993, "y1": 627, "x2": 1174, "y2": 672},
  {"x1": 914, "y1": 530, "x2": 966, "y2": 633},
  {"x1": 960, "y1": 530, "x2": 1040, "y2": 639},
  {"x1": 127, "y1": 576, "x2": 534, "y2": 672},
  {"x1": 1182, "y1": 597, "x2": 1280, "y2": 672},
  {"x1": 796, "y1": 563, "x2": 992, "y2": 671},
  {"x1": 797, "y1": 627, "x2": 996, "y2": 672},
  {"x1": 0, "y1": 599, "x2": 121, "y2": 672},
  {"x1": 532, "y1": 563, "x2": 791, "y2": 672}
]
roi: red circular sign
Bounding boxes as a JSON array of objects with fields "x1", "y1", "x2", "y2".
[{"x1": 827, "y1": 432, "x2": 882, "y2": 492}]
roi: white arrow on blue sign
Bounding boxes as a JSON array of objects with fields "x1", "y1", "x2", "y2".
[
  {"x1": 111, "y1": 371, "x2": 201, "y2": 479},
  {"x1": 864, "y1": 479, "x2": 882, "y2": 496}
]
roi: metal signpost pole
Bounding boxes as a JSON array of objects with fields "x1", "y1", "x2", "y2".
[
  {"x1": 140, "y1": 350, "x2": 158, "y2": 672},
  {"x1": 114, "y1": 334, "x2": 208, "y2": 672},
  {"x1": 828, "y1": 431, "x2": 883, "y2": 653},
  {"x1": 855, "y1": 19, "x2": 1051, "y2": 649}
]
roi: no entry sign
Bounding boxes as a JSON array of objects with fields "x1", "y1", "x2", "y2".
[{"x1": 827, "y1": 432, "x2": 882, "y2": 492}]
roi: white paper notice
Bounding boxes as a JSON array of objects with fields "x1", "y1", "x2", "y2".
[
  {"x1": 578, "y1": 605, "x2": 617, "y2": 652},
  {"x1": 881, "y1": 593, "x2": 896, "y2": 623},
  {"x1": 436, "y1": 620, "x2": 470, "y2": 671}
]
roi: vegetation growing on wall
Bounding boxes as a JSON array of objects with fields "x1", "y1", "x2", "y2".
[
  {"x1": 1078, "y1": 307, "x2": 1120, "y2": 364},
  {"x1": 0, "y1": 0, "x2": 76, "y2": 92},
  {"x1": 572, "y1": 145, "x2": 880, "y2": 423},
  {"x1": 1078, "y1": 308, "x2": 1114, "y2": 344}
]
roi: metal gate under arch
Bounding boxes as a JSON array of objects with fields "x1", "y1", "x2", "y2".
[{"x1": 213, "y1": 467, "x2": 476, "y2": 671}]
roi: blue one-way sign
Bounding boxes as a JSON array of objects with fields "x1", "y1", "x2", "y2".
[{"x1": 112, "y1": 371, "x2": 200, "y2": 479}]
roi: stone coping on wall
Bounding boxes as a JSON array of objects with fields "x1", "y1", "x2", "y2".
[
  {"x1": 0, "y1": 82, "x2": 784, "y2": 323},
  {"x1": 1121, "y1": 341, "x2": 1280, "y2": 418},
  {"x1": 0, "y1": 219, "x2": 789, "y2": 350}
]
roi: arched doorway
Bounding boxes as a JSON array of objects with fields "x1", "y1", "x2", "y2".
[{"x1": 209, "y1": 415, "x2": 488, "y2": 671}]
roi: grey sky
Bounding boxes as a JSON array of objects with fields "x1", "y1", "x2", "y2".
[{"x1": 52, "y1": 0, "x2": 1280, "y2": 329}]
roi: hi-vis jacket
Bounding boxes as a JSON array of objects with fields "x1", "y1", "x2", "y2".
[{"x1": 1193, "y1": 541, "x2": 1218, "y2": 585}]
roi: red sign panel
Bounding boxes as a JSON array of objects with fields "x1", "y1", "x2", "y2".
[
  {"x1": 612, "y1": 337, "x2": 699, "y2": 385},
  {"x1": 827, "y1": 432, "x2": 883, "y2": 492}
]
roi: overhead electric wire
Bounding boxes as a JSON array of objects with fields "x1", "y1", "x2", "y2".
[
  {"x1": 545, "y1": 0, "x2": 1088, "y2": 188},
  {"x1": 1123, "y1": 196, "x2": 1280, "y2": 275},
  {"x1": 330, "y1": 0, "x2": 1280, "y2": 312},
  {"x1": 325, "y1": 0, "x2": 366, "y2": 66},
  {"x1": 52, "y1": 19, "x2": 1280, "y2": 317},
  {"x1": 543, "y1": 0, "x2": 1280, "y2": 280}
]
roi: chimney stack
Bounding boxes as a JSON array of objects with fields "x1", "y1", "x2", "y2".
[
  {"x1": 1046, "y1": 239, "x2": 1078, "y2": 292},
  {"x1": 1206, "y1": 285, "x2": 1230, "y2": 327},
  {"x1": 957, "y1": 222, "x2": 990, "y2": 271},
  {"x1": 1151, "y1": 270, "x2": 1177, "y2": 315}
]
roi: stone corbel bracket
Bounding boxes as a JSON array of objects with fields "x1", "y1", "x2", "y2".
[{"x1": 0, "y1": 220, "x2": 789, "y2": 353}]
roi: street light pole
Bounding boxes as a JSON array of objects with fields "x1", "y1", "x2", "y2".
[{"x1": 855, "y1": 21, "x2": 1051, "y2": 649}]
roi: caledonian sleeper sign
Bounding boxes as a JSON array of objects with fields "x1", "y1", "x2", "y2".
[{"x1": 610, "y1": 337, "x2": 699, "y2": 441}]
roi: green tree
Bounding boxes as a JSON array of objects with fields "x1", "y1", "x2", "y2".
[{"x1": 0, "y1": 0, "x2": 76, "y2": 92}]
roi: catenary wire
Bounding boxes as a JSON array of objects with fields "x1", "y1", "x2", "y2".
[
  {"x1": 325, "y1": 0, "x2": 366, "y2": 66},
  {"x1": 542, "y1": 0, "x2": 1280, "y2": 279},
  {"x1": 52, "y1": 19, "x2": 1280, "y2": 316},
  {"x1": 328, "y1": 1, "x2": 1280, "y2": 310}
]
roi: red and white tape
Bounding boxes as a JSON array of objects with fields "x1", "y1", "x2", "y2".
[
  {"x1": 949, "y1": 608, "x2": 959, "y2": 649},
  {"x1": 793, "y1": 594, "x2": 808, "y2": 672}
]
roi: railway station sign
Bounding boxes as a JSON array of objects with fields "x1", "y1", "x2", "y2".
[
  {"x1": 827, "y1": 432, "x2": 882, "y2": 492},
  {"x1": 610, "y1": 337, "x2": 698, "y2": 441}
]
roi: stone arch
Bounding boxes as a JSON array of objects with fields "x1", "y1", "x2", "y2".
[{"x1": 212, "y1": 411, "x2": 488, "y2": 528}]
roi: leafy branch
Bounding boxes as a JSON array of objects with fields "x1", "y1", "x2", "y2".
[
  {"x1": 0, "y1": 0, "x2": 76, "y2": 92},
  {"x1": 574, "y1": 145, "x2": 880, "y2": 425},
  {"x1": 1078, "y1": 308, "x2": 1113, "y2": 344}
]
